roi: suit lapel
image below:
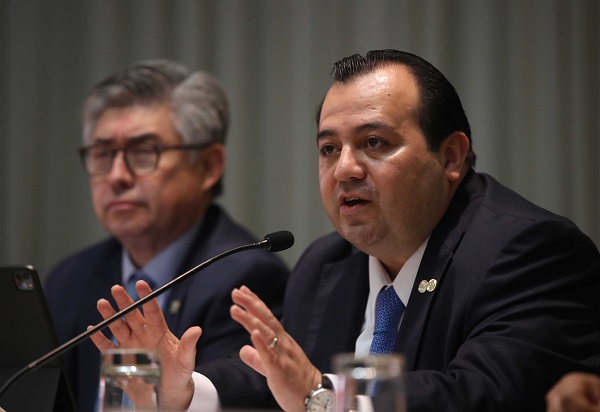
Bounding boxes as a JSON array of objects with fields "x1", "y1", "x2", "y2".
[
  {"x1": 162, "y1": 250, "x2": 206, "y2": 333},
  {"x1": 396, "y1": 171, "x2": 482, "y2": 370},
  {"x1": 396, "y1": 241, "x2": 455, "y2": 370},
  {"x1": 162, "y1": 205, "x2": 221, "y2": 332}
]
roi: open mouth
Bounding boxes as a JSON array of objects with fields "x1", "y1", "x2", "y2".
[
  {"x1": 344, "y1": 197, "x2": 366, "y2": 206},
  {"x1": 340, "y1": 196, "x2": 371, "y2": 209}
]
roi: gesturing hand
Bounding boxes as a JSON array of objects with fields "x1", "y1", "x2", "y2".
[
  {"x1": 546, "y1": 372, "x2": 600, "y2": 412},
  {"x1": 89, "y1": 280, "x2": 201, "y2": 411},
  {"x1": 230, "y1": 285, "x2": 322, "y2": 412}
]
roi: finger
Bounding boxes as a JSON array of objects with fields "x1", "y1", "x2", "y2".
[
  {"x1": 111, "y1": 284, "x2": 136, "y2": 309},
  {"x1": 232, "y1": 308, "x2": 281, "y2": 372},
  {"x1": 248, "y1": 328, "x2": 287, "y2": 373},
  {"x1": 178, "y1": 326, "x2": 203, "y2": 372},
  {"x1": 96, "y1": 298, "x2": 118, "y2": 320},
  {"x1": 231, "y1": 287, "x2": 283, "y2": 334},
  {"x1": 111, "y1": 285, "x2": 147, "y2": 329},
  {"x1": 558, "y1": 397, "x2": 593, "y2": 411},
  {"x1": 136, "y1": 281, "x2": 169, "y2": 329},
  {"x1": 249, "y1": 328, "x2": 277, "y2": 352},
  {"x1": 236, "y1": 286, "x2": 280, "y2": 324},
  {"x1": 233, "y1": 286, "x2": 266, "y2": 312},
  {"x1": 87, "y1": 325, "x2": 116, "y2": 352},
  {"x1": 97, "y1": 298, "x2": 131, "y2": 342},
  {"x1": 230, "y1": 304, "x2": 277, "y2": 344},
  {"x1": 239, "y1": 345, "x2": 266, "y2": 376}
]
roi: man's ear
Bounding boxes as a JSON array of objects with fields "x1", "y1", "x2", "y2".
[
  {"x1": 199, "y1": 143, "x2": 226, "y2": 192},
  {"x1": 441, "y1": 132, "x2": 470, "y2": 182}
]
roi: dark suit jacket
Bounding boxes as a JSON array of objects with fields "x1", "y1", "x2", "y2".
[
  {"x1": 44, "y1": 204, "x2": 290, "y2": 412},
  {"x1": 201, "y1": 171, "x2": 600, "y2": 411}
]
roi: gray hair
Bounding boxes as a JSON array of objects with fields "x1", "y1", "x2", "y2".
[
  {"x1": 81, "y1": 59, "x2": 230, "y2": 195},
  {"x1": 82, "y1": 59, "x2": 229, "y2": 147}
]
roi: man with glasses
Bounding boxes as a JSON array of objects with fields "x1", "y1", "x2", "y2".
[{"x1": 44, "y1": 60, "x2": 289, "y2": 412}]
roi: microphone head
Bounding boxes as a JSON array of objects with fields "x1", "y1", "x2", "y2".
[{"x1": 263, "y1": 231, "x2": 294, "y2": 252}]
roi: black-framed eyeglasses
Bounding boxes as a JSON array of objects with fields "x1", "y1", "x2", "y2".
[{"x1": 78, "y1": 142, "x2": 213, "y2": 177}]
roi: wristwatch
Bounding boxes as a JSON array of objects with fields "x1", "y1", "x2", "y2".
[{"x1": 304, "y1": 375, "x2": 335, "y2": 412}]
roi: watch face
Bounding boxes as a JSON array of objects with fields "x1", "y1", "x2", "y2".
[{"x1": 306, "y1": 388, "x2": 335, "y2": 412}]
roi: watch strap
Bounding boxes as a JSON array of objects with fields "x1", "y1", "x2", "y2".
[
  {"x1": 321, "y1": 374, "x2": 334, "y2": 390},
  {"x1": 304, "y1": 374, "x2": 335, "y2": 409}
]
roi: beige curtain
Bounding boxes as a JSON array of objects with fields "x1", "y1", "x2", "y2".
[{"x1": 1, "y1": 0, "x2": 599, "y2": 278}]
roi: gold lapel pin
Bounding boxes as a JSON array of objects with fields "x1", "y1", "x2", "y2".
[{"x1": 418, "y1": 279, "x2": 438, "y2": 293}]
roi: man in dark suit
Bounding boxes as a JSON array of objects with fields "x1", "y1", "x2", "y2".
[
  {"x1": 44, "y1": 60, "x2": 289, "y2": 412},
  {"x1": 89, "y1": 50, "x2": 600, "y2": 411}
]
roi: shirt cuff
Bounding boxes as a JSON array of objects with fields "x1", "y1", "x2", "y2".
[
  {"x1": 324, "y1": 373, "x2": 339, "y2": 391},
  {"x1": 187, "y1": 371, "x2": 221, "y2": 412}
]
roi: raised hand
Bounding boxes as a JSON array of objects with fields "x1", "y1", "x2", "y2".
[
  {"x1": 546, "y1": 372, "x2": 600, "y2": 412},
  {"x1": 230, "y1": 285, "x2": 322, "y2": 412},
  {"x1": 89, "y1": 280, "x2": 201, "y2": 411}
]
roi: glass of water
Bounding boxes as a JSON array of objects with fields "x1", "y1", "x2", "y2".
[
  {"x1": 333, "y1": 353, "x2": 406, "y2": 412},
  {"x1": 100, "y1": 348, "x2": 161, "y2": 411}
]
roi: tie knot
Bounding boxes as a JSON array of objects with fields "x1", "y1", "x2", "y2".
[
  {"x1": 374, "y1": 286, "x2": 405, "y2": 327},
  {"x1": 378, "y1": 285, "x2": 402, "y2": 306},
  {"x1": 126, "y1": 271, "x2": 155, "y2": 301}
]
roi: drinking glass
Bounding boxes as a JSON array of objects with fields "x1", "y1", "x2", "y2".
[
  {"x1": 333, "y1": 353, "x2": 406, "y2": 412},
  {"x1": 100, "y1": 348, "x2": 161, "y2": 411}
]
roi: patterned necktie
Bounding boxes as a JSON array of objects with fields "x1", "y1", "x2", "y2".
[
  {"x1": 125, "y1": 271, "x2": 156, "y2": 301},
  {"x1": 369, "y1": 286, "x2": 405, "y2": 354}
]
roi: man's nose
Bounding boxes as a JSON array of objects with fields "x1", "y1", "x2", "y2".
[
  {"x1": 105, "y1": 151, "x2": 135, "y2": 183},
  {"x1": 333, "y1": 146, "x2": 366, "y2": 181}
]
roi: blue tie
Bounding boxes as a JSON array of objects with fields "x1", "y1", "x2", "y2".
[
  {"x1": 370, "y1": 286, "x2": 405, "y2": 354},
  {"x1": 125, "y1": 271, "x2": 156, "y2": 301}
]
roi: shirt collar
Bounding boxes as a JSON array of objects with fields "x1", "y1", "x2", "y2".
[
  {"x1": 368, "y1": 236, "x2": 430, "y2": 306},
  {"x1": 122, "y1": 217, "x2": 204, "y2": 287}
]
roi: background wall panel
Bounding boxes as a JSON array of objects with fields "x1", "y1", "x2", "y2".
[{"x1": 1, "y1": 0, "x2": 598, "y2": 279}]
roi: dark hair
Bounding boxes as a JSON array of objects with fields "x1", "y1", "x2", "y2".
[
  {"x1": 316, "y1": 49, "x2": 476, "y2": 167},
  {"x1": 82, "y1": 59, "x2": 230, "y2": 196}
]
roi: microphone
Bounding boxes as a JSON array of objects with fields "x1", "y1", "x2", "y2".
[
  {"x1": 0, "y1": 230, "x2": 294, "y2": 400},
  {"x1": 262, "y1": 230, "x2": 294, "y2": 252}
]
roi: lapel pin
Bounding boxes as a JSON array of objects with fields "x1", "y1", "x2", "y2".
[
  {"x1": 418, "y1": 279, "x2": 438, "y2": 293},
  {"x1": 169, "y1": 299, "x2": 181, "y2": 315},
  {"x1": 427, "y1": 279, "x2": 437, "y2": 292}
]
